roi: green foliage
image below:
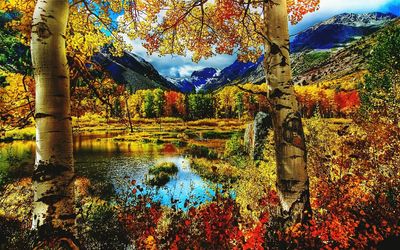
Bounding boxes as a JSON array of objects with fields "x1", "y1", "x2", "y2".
[
  {"x1": 293, "y1": 51, "x2": 331, "y2": 76},
  {"x1": 201, "y1": 131, "x2": 235, "y2": 139},
  {"x1": 143, "y1": 90, "x2": 155, "y2": 118},
  {"x1": 0, "y1": 146, "x2": 32, "y2": 187},
  {"x1": 186, "y1": 144, "x2": 217, "y2": 159},
  {"x1": 153, "y1": 88, "x2": 165, "y2": 118},
  {"x1": 188, "y1": 93, "x2": 214, "y2": 120},
  {"x1": 149, "y1": 162, "x2": 178, "y2": 175},
  {"x1": 112, "y1": 99, "x2": 122, "y2": 118},
  {"x1": 235, "y1": 92, "x2": 244, "y2": 119},
  {"x1": 0, "y1": 12, "x2": 31, "y2": 77},
  {"x1": 146, "y1": 172, "x2": 171, "y2": 186},
  {"x1": 147, "y1": 162, "x2": 178, "y2": 186},
  {"x1": 190, "y1": 158, "x2": 239, "y2": 183},
  {"x1": 79, "y1": 204, "x2": 130, "y2": 249},
  {"x1": 223, "y1": 133, "x2": 248, "y2": 168},
  {"x1": 224, "y1": 133, "x2": 246, "y2": 158},
  {"x1": 0, "y1": 217, "x2": 35, "y2": 250},
  {"x1": 360, "y1": 25, "x2": 400, "y2": 120}
]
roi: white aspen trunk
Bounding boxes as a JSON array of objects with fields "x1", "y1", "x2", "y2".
[
  {"x1": 263, "y1": 0, "x2": 311, "y2": 228},
  {"x1": 31, "y1": 0, "x2": 76, "y2": 239}
]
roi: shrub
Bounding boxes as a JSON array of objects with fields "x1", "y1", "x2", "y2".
[
  {"x1": 149, "y1": 162, "x2": 178, "y2": 175},
  {"x1": 202, "y1": 131, "x2": 234, "y2": 139},
  {"x1": 190, "y1": 158, "x2": 239, "y2": 183},
  {"x1": 186, "y1": 144, "x2": 218, "y2": 159},
  {"x1": 224, "y1": 133, "x2": 246, "y2": 158},
  {"x1": 78, "y1": 204, "x2": 130, "y2": 249}
]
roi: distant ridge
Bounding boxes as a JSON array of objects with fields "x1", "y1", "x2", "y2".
[{"x1": 290, "y1": 12, "x2": 396, "y2": 52}]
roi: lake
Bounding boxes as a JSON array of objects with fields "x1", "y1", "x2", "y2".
[{"x1": 0, "y1": 133, "x2": 221, "y2": 209}]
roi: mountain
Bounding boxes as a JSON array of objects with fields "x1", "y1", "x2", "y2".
[
  {"x1": 174, "y1": 55, "x2": 264, "y2": 92},
  {"x1": 290, "y1": 12, "x2": 397, "y2": 52},
  {"x1": 95, "y1": 12, "x2": 397, "y2": 93},
  {"x1": 196, "y1": 12, "x2": 397, "y2": 92},
  {"x1": 93, "y1": 49, "x2": 179, "y2": 91},
  {"x1": 173, "y1": 68, "x2": 221, "y2": 93}
]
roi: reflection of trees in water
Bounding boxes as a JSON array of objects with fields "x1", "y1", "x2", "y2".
[
  {"x1": 0, "y1": 143, "x2": 35, "y2": 185},
  {"x1": 1, "y1": 139, "x2": 215, "y2": 205}
]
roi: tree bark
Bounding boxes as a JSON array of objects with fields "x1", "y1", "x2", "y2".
[
  {"x1": 263, "y1": 0, "x2": 311, "y2": 228},
  {"x1": 31, "y1": 0, "x2": 76, "y2": 241}
]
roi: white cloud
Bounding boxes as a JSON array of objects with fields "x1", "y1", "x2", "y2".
[
  {"x1": 119, "y1": 0, "x2": 397, "y2": 78},
  {"x1": 121, "y1": 33, "x2": 236, "y2": 78}
]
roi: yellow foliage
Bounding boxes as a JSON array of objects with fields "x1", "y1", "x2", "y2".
[
  {"x1": 317, "y1": 70, "x2": 367, "y2": 90},
  {"x1": 234, "y1": 132, "x2": 277, "y2": 221},
  {"x1": 0, "y1": 178, "x2": 32, "y2": 221}
]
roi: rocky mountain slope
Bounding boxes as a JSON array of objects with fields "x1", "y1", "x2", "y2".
[
  {"x1": 199, "y1": 13, "x2": 398, "y2": 91},
  {"x1": 93, "y1": 49, "x2": 180, "y2": 91},
  {"x1": 290, "y1": 12, "x2": 397, "y2": 52},
  {"x1": 96, "y1": 12, "x2": 397, "y2": 93}
]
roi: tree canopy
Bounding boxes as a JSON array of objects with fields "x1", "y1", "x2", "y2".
[{"x1": 121, "y1": 0, "x2": 320, "y2": 62}]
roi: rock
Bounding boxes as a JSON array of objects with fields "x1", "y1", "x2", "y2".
[
  {"x1": 244, "y1": 112, "x2": 273, "y2": 160},
  {"x1": 244, "y1": 123, "x2": 254, "y2": 156}
]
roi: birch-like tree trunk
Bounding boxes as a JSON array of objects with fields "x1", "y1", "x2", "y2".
[
  {"x1": 263, "y1": 0, "x2": 311, "y2": 228},
  {"x1": 31, "y1": 0, "x2": 76, "y2": 240}
]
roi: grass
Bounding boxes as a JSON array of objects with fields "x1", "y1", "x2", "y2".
[
  {"x1": 146, "y1": 162, "x2": 178, "y2": 187},
  {"x1": 190, "y1": 158, "x2": 240, "y2": 183},
  {"x1": 1, "y1": 117, "x2": 246, "y2": 145},
  {"x1": 201, "y1": 131, "x2": 237, "y2": 139},
  {"x1": 293, "y1": 51, "x2": 331, "y2": 76},
  {"x1": 186, "y1": 144, "x2": 218, "y2": 159},
  {"x1": 149, "y1": 162, "x2": 178, "y2": 175},
  {"x1": 146, "y1": 172, "x2": 171, "y2": 187},
  {"x1": 2, "y1": 127, "x2": 35, "y2": 142}
]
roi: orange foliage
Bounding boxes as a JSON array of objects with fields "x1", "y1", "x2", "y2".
[
  {"x1": 295, "y1": 85, "x2": 360, "y2": 117},
  {"x1": 164, "y1": 91, "x2": 186, "y2": 117}
]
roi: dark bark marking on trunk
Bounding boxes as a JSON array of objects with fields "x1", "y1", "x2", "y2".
[
  {"x1": 35, "y1": 113, "x2": 52, "y2": 119},
  {"x1": 37, "y1": 194, "x2": 66, "y2": 205},
  {"x1": 282, "y1": 112, "x2": 306, "y2": 150},
  {"x1": 278, "y1": 179, "x2": 300, "y2": 193},
  {"x1": 270, "y1": 88, "x2": 290, "y2": 99},
  {"x1": 270, "y1": 43, "x2": 280, "y2": 55},
  {"x1": 287, "y1": 154, "x2": 303, "y2": 159},
  {"x1": 59, "y1": 213, "x2": 77, "y2": 220},
  {"x1": 279, "y1": 182, "x2": 312, "y2": 228},
  {"x1": 280, "y1": 57, "x2": 287, "y2": 66},
  {"x1": 32, "y1": 21, "x2": 52, "y2": 39},
  {"x1": 275, "y1": 104, "x2": 291, "y2": 110},
  {"x1": 40, "y1": 14, "x2": 55, "y2": 19}
]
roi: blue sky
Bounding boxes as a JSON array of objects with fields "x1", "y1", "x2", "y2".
[{"x1": 125, "y1": 0, "x2": 399, "y2": 79}]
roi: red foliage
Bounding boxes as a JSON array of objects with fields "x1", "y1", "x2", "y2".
[
  {"x1": 334, "y1": 91, "x2": 360, "y2": 113},
  {"x1": 119, "y1": 188, "x2": 163, "y2": 249},
  {"x1": 164, "y1": 91, "x2": 186, "y2": 117},
  {"x1": 296, "y1": 89, "x2": 361, "y2": 118}
]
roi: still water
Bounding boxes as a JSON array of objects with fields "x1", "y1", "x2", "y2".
[{"x1": 0, "y1": 133, "x2": 219, "y2": 209}]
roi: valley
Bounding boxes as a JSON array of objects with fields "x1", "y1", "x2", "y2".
[{"x1": 0, "y1": 4, "x2": 399, "y2": 249}]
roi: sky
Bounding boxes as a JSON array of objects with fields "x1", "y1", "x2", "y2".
[{"x1": 124, "y1": 0, "x2": 399, "y2": 79}]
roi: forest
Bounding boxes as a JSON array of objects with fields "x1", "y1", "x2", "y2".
[{"x1": 0, "y1": 0, "x2": 399, "y2": 249}]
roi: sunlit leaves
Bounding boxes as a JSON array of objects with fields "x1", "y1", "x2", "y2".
[
  {"x1": 294, "y1": 85, "x2": 360, "y2": 117},
  {"x1": 287, "y1": 0, "x2": 320, "y2": 24},
  {"x1": 133, "y1": 0, "x2": 320, "y2": 62},
  {"x1": 0, "y1": 72, "x2": 34, "y2": 129}
]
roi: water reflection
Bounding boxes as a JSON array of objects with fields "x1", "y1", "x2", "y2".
[{"x1": 0, "y1": 134, "x2": 218, "y2": 209}]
